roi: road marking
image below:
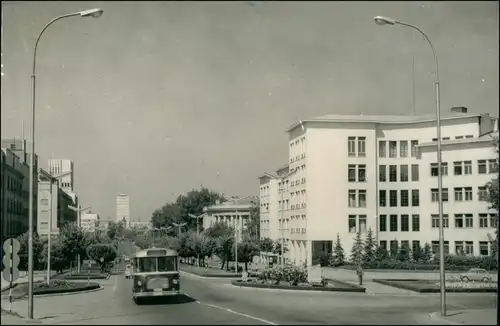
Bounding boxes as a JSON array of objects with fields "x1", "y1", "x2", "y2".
[{"x1": 202, "y1": 302, "x2": 278, "y2": 325}]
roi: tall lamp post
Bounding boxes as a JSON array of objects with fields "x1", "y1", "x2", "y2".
[
  {"x1": 373, "y1": 15, "x2": 446, "y2": 317},
  {"x1": 221, "y1": 195, "x2": 254, "y2": 272},
  {"x1": 172, "y1": 222, "x2": 187, "y2": 238},
  {"x1": 188, "y1": 213, "x2": 205, "y2": 266},
  {"x1": 26, "y1": 8, "x2": 103, "y2": 319},
  {"x1": 264, "y1": 169, "x2": 297, "y2": 266}
]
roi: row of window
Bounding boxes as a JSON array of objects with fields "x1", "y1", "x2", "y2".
[
  {"x1": 380, "y1": 239, "x2": 492, "y2": 256},
  {"x1": 379, "y1": 189, "x2": 420, "y2": 207},
  {"x1": 380, "y1": 164, "x2": 419, "y2": 182},
  {"x1": 347, "y1": 137, "x2": 367, "y2": 157},
  {"x1": 5, "y1": 198, "x2": 23, "y2": 215},
  {"x1": 379, "y1": 140, "x2": 419, "y2": 158},
  {"x1": 290, "y1": 137, "x2": 306, "y2": 163},
  {"x1": 430, "y1": 213, "x2": 498, "y2": 229},
  {"x1": 430, "y1": 160, "x2": 497, "y2": 176},
  {"x1": 430, "y1": 187, "x2": 489, "y2": 203}
]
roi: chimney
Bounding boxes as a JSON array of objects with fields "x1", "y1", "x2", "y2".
[{"x1": 451, "y1": 106, "x2": 468, "y2": 114}]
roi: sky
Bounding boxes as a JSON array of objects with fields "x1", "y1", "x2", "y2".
[{"x1": 1, "y1": 1, "x2": 498, "y2": 222}]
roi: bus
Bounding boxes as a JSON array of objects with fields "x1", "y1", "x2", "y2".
[{"x1": 131, "y1": 248, "x2": 181, "y2": 304}]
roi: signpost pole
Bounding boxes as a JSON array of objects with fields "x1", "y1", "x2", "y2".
[
  {"x1": 9, "y1": 239, "x2": 13, "y2": 312},
  {"x1": 3, "y1": 238, "x2": 20, "y2": 314}
]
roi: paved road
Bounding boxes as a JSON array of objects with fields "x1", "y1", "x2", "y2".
[{"x1": 2, "y1": 273, "x2": 497, "y2": 325}]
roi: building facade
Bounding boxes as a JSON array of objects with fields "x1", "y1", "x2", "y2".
[
  {"x1": 116, "y1": 194, "x2": 130, "y2": 227},
  {"x1": 48, "y1": 159, "x2": 74, "y2": 194},
  {"x1": 37, "y1": 170, "x2": 77, "y2": 236},
  {"x1": 272, "y1": 109, "x2": 498, "y2": 267},
  {"x1": 81, "y1": 212, "x2": 100, "y2": 233},
  {"x1": 202, "y1": 197, "x2": 258, "y2": 241}
]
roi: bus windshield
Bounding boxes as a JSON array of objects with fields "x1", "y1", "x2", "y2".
[{"x1": 135, "y1": 256, "x2": 177, "y2": 273}]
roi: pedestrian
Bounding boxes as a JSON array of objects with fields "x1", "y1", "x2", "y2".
[{"x1": 356, "y1": 265, "x2": 364, "y2": 286}]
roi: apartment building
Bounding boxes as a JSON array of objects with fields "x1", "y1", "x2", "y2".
[
  {"x1": 116, "y1": 194, "x2": 130, "y2": 227},
  {"x1": 37, "y1": 169, "x2": 77, "y2": 236},
  {"x1": 278, "y1": 108, "x2": 498, "y2": 267},
  {"x1": 202, "y1": 197, "x2": 258, "y2": 241},
  {"x1": 81, "y1": 212, "x2": 99, "y2": 233}
]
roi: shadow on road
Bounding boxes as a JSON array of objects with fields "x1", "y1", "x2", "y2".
[{"x1": 136, "y1": 294, "x2": 196, "y2": 306}]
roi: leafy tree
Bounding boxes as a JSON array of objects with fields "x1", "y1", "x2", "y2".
[
  {"x1": 389, "y1": 241, "x2": 399, "y2": 258},
  {"x1": 421, "y1": 242, "x2": 433, "y2": 263},
  {"x1": 106, "y1": 221, "x2": 125, "y2": 241},
  {"x1": 243, "y1": 201, "x2": 260, "y2": 241},
  {"x1": 330, "y1": 233, "x2": 345, "y2": 267},
  {"x1": 151, "y1": 203, "x2": 182, "y2": 230},
  {"x1": 485, "y1": 136, "x2": 499, "y2": 212},
  {"x1": 488, "y1": 231, "x2": 498, "y2": 260},
  {"x1": 259, "y1": 237, "x2": 274, "y2": 253},
  {"x1": 214, "y1": 233, "x2": 234, "y2": 271},
  {"x1": 86, "y1": 244, "x2": 118, "y2": 273},
  {"x1": 350, "y1": 232, "x2": 364, "y2": 265},
  {"x1": 237, "y1": 237, "x2": 260, "y2": 271},
  {"x1": 59, "y1": 223, "x2": 88, "y2": 268},
  {"x1": 397, "y1": 243, "x2": 411, "y2": 262},
  {"x1": 17, "y1": 231, "x2": 45, "y2": 271},
  {"x1": 41, "y1": 239, "x2": 66, "y2": 274},
  {"x1": 175, "y1": 187, "x2": 225, "y2": 230},
  {"x1": 362, "y1": 228, "x2": 377, "y2": 267}
]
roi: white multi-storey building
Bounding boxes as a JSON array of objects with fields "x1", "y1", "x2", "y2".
[
  {"x1": 116, "y1": 194, "x2": 130, "y2": 227},
  {"x1": 81, "y1": 212, "x2": 99, "y2": 233},
  {"x1": 270, "y1": 108, "x2": 498, "y2": 267},
  {"x1": 48, "y1": 159, "x2": 74, "y2": 194}
]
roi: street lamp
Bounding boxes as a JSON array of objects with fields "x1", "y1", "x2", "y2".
[
  {"x1": 27, "y1": 8, "x2": 103, "y2": 319},
  {"x1": 143, "y1": 226, "x2": 172, "y2": 247},
  {"x1": 172, "y1": 222, "x2": 187, "y2": 238},
  {"x1": 265, "y1": 169, "x2": 297, "y2": 266},
  {"x1": 374, "y1": 15, "x2": 446, "y2": 317},
  {"x1": 221, "y1": 195, "x2": 254, "y2": 272},
  {"x1": 188, "y1": 213, "x2": 205, "y2": 266}
]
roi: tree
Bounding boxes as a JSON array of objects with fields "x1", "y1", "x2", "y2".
[
  {"x1": 243, "y1": 201, "x2": 260, "y2": 241},
  {"x1": 106, "y1": 221, "x2": 125, "y2": 241},
  {"x1": 485, "y1": 136, "x2": 499, "y2": 212},
  {"x1": 259, "y1": 237, "x2": 274, "y2": 253},
  {"x1": 237, "y1": 237, "x2": 260, "y2": 271},
  {"x1": 41, "y1": 239, "x2": 66, "y2": 274},
  {"x1": 421, "y1": 242, "x2": 433, "y2": 263},
  {"x1": 330, "y1": 233, "x2": 345, "y2": 267},
  {"x1": 272, "y1": 240, "x2": 288, "y2": 256},
  {"x1": 151, "y1": 203, "x2": 182, "y2": 230},
  {"x1": 17, "y1": 231, "x2": 45, "y2": 271},
  {"x1": 411, "y1": 243, "x2": 423, "y2": 263},
  {"x1": 374, "y1": 245, "x2": 388, "y2": 262},
  {"x1": 350, "y1": 232, "x2": 364, "y2": 266},
  {"x1": 59, "y1": 223, "x2": 88, "y2": 268},
  {"x1": 86, "y1": 244, "x2": 118, "y2": 273},
  {"x1": 362, "y1": 228, "x2": 377, "y2": 267},
  {"x1": 397, "y1": 243, "x2": 411, "y2": 262},
  {"x1": 488, "y1": 231, "x2": 498, "y2": 260},
  {"x1": 214, "y1": 233, "x2": 234, "y2": 271}
]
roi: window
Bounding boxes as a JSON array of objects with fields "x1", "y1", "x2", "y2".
[
  {"x1": 478, "y1": 186, "x2": 488, "y2": 201},
  {"x1": 359, "y1": 215, "x2": 367, "y2": 233},
  {"x1": 478, "y1": 160, "x2": 487, "y2": 174},
  {"x1": 389, "y1": 141, "x2": 397, "y2": 158},
  {"x1": 358, "y1": 165, "x2": 366, "y2": 182},
  {"x1": 400, "y1": 165, "x2": 409, "y2": 182},
  {"x1": 431, "y1": 241, "x2": 439, "y2": 254},
  {"x1": 379, "y1": 165, "x2": 387, "y2": 182},
  {"x1": 379, "y1": 215, "x2": 387, "y2": 232},
  {"x1": 400, "y1": 141, "x2": 408, "y2": 158},
  {"x1": 411, "y1": 164, "x2": 419, "y2": 181},
  {"x1": 464, "y1": 161, "x2": 472, "y2": 175},
  {"x1": 379, "y1": 190, "x2": 387, "y2": 207},
  {"x1": 455, "y1": 136, "x2": 464, "y2": 139},
  {"x1": 454, "y1": 187, "x2": 463, "y2": 201},
  {"x1": 489, "y1": 159, "x2": 498, "y2": 173},
  {"x1": 379, "y1": 141, "x2": 386, "y2": 158},
  {"x1": 379, "y1": 240, "x2": 387, "y2": 250},
  {"x1": 490, "y1": 214, "x2": 498, "y2": 228},
  {"x1": 41, "y1": 198, "x2": 49, "y2": 206},
  {"x1": 358, "y1": 190, "x2": 367, "y2": 207},
  {"x1": 479, "y1": 214, "x2": 489, "y2": 228},
  {"x1": 400, "y1": 190, "x2": 409, "y2": 207},
  {"x1": 348, "y1": 215, "x2": 356, "y2": 233},
  {"x1": 348, "y1": 165, "x2": 356, "y2": 182},
  {"x1": 455, "y1": 241, "x2": 464, "y2": 256},
  {"x1": 453, "y1": 161, "x2": 462, "y2": 175},
  {"x1": 348, "y1": 137, "x2": 356, "y2": 157},
  {"x1": 412, "y1": 240, "x2": 421, "y2": 253},
  {"x1": 358, "y1": 137, "x2": 366, "y2": 157},
  {"x1": 401, "y1": 215, "x2": 409, "y2": 232},
  {"x1": 464, "y1": 187, "x2": 473, "y2": 201},
  {"x1": 431, "y1": 163, "x2": 438, "y2": 176},
  {"x1": 348, "y1": 190, "x2": 357, "y2": 207},
  {"x1": 412, "y1": 214, "x2": 420, "y2": 231},
  {"x1": 455, "y1": 214, "x2": 464, "y2": 228},
  {"x1": 465, "y1": 241, "x2": 474, "y2": 255},
  {"x1": 389, "y1": 215, "x2": 398, "y2": 232},
  {"x1": 432, "y1": 214, "x2": 450, "y2": 228},
  {"x1": 431, "y1": 188, "x2": 448, "y2": 202},
  {"x1": 465, "y1": 214, "x2": 473, "y2": 228},
  {"x1": 389, "y1": 190, "x2": 398, "y2": 207},
  {"x1": 479, "y1": 242, "x2": 489, "y2": 256},
  {"x1": 411, "y1": 140, "x2": 419, "y2": 157},
  {"x1": 411, "y1": 190, "x2": 420, "y2": 207},
  {"x1": 389, "y1": 165, "x2": 397, "y2": 182}
]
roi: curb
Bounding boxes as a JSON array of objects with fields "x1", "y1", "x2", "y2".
[
  {"x1": 373, "y1": 279, "x2": 498, "y2": 293},
  {"x1": 34, "y1": 285, "x2": 104, "y2": 298},
  {"x1": 179, "y1": 270, "x2": 257, "y2": 279},
  {"x1": 231, "y1": 280, "x2": 366, "y2": 293},
  {"x1": 428, "y1": 312, "x2": 461, "y2": 325}
]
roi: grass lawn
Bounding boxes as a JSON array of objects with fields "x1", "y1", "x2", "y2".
[
  {"x1": 233, "y1": 278, "x2": 365, "y2": 292},
  {"x1": 373, "y1": 279, "x2": 498, "y2": 293},
  {"x1": 6, "y1": 280, "x2": 100, "y2": 300}
]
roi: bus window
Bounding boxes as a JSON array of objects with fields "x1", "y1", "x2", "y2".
[
  {"x1": 136, "y1": 257, "x2": 157, "y2": 273},
  {"x1": 157, "y1": 256, "x2": 177, "y2": 272}
]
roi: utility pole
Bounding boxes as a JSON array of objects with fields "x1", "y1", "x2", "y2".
[{"x1": 172, "y1": 222, "x2": 186, "y2": 238}]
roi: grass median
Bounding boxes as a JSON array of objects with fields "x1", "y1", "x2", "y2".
[
  {"x1": 2, "y1": 280, "x2": 100, "y2": 300},
  {"x1": 373, "y1": 279, "x2": 498, "y2": 293}
]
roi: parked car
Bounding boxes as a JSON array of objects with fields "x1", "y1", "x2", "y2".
[
  {"x1": 125, "y1": 264, "x2": 132, "y2": 279},
  {"x1": 460, "y1": 268, "x2": 492, "y2": 282}
]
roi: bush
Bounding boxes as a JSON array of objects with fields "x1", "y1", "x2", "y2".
[
  {"x1": 258, "y1": 265, "x2": 308, "y2": 286},
  {"x1": 360, "y1": 255, "x2": 497, "y2": 271}
]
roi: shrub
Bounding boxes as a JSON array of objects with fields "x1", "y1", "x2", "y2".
[{"x1": 258, "y1": 265, "x2": 308, "y2": 285}]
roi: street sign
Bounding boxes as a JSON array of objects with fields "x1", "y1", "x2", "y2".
[{"x1": 2, "y1": 238, "x2": 21, "y2": 283}]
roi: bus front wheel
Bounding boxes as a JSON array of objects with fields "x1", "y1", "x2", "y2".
[{"x1": 133, "y1": 297, "x2": 141, "y2": 305}]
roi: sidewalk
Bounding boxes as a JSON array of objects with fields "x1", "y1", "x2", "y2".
[
  {"x1": 430, "y1": 309, "x2": 498, "y2": 325},
  {"x1": 1, "y1": 310, "x2": 42, "y2": 325}
]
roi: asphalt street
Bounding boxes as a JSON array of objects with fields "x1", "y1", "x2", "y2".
[{"x1": 3, "y1": 273, "x2": 497, "y2": 325}]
